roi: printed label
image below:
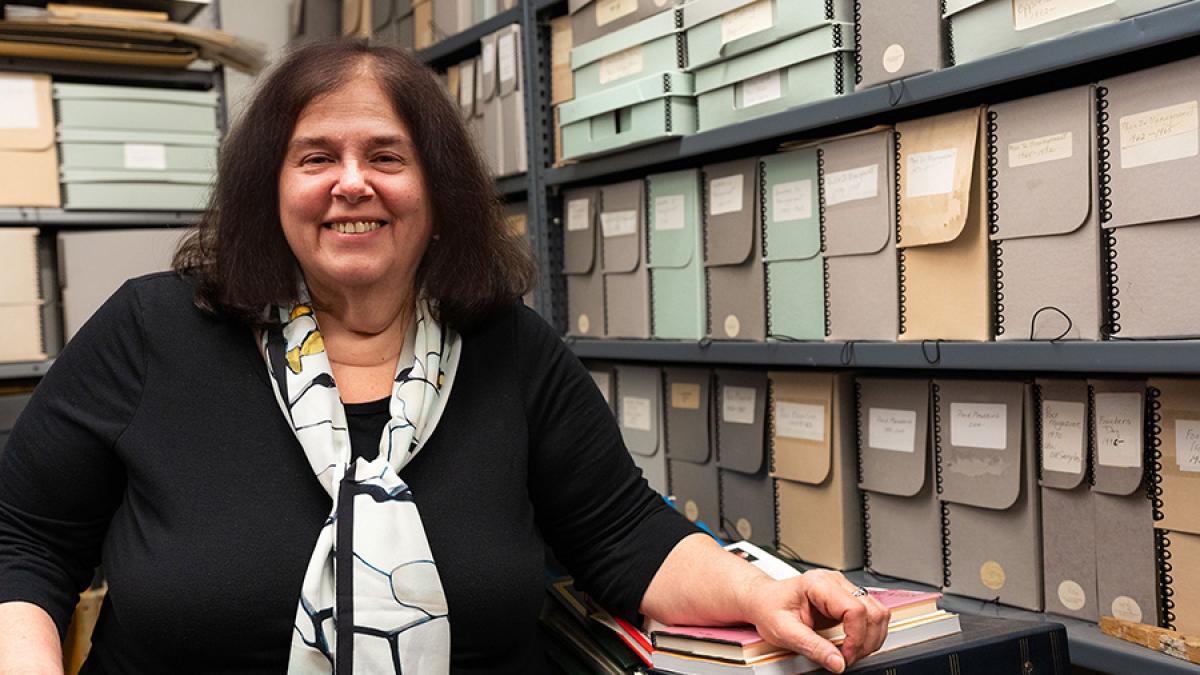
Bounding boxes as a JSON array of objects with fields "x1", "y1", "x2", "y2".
[
  {"x1": 601, "y1": 209, "x2": 638, "y2": 238},
  {"x1": 498, "y1": 32, "x2": 518, "y2": 84},
  {"x1": 1058, "y1": 580, "x2": 1087, "y2": 611},
  {"x1": 1041, "y1": 399, "x2": 1085, "y2": 474},
  {"x1": 868, "y1": 407, "x2": 917, "y2": 453},
  {"x1": 1013, "y1": 0, "x2": 1114, "y2": 31},
  {"x1": 622, "y1": 396, "x2": 652, "y2": 431},
  {"x1": 1120, "y1": 101, "x2": 1199, "y2": 169},
  {"x1": 1176, "y1": 419, "x2": 1200, "y2": 472},
  {"x1": 1111, "y1": 596, "x2": 1143, "y2": 623},
  {"x1": 883, "y1": 44, "x2": 906, "y2": 74},
  {"x1": 724, "y1": 314, "x2": 741, "y2": 338},
  {"x1": 671, "y1": 383, "x2": 702, "y2": 410},
  {"x1": 741, "y1": 70, "x2": 782, "y2": 109},
  {"x1": 654, "y1": 194, "x2": 686, "y2": 231},
  {"x1": 825, "y1": 165, "x2": 879, "y2": 207},
  {"x1": 590, "y1": 371, "x2": 611, "y2": 404},
  {"x1": 775, "y1": 402, "x2": 825, "y2": 441},
  {"x1": 736, "y1": 517, "x2": 753, "y2": 540},
  {"x1": 0, "y1": 76, "x2": 38, "y2": 129},
  {"x1": 1095, "y1": 392, "x2": 1142, "y2": 469},
  {"x1": 684, "y1": 499, "x2": 700, "y2": 522},
  {"x1": 123, "y1": 143, "x2": 168, "y2": 171},
  {"x1": 566, "y1": 198, "x2": 590, "y2": 231},
  {"x1": 981, "y1": 561, "x2": 1007, "y2": 591},
  {"x1": 950, "y1": 402, "x2": 1008, "y2": 450},
  {"x1": 772, "y1": 179, "x2": 812, "y2": 222},
  {"x1": 709, "y1": 174, "x2": 745, "y2": 215},
  {"x1": 906, "y1": 148, "x2": 958, "y2": 198},
  {"x1": 722, "y1": 386, "x2": 757, "y2": 425},
  {"x1": 596, "y1": 0, "x2": 638, "y2": 26},
  {"x1": 599, "y1": 45, "x2": 644, "y2": 85},
  {"x1": 577, "y1": 313, "x2": 591, "y2": 334},
  {"x1": 1008, "y1": 131, "x2": 1073, "y2": 168},
  {"x1": 722, "y1": 0, "x2": 774, "y2": 44}
]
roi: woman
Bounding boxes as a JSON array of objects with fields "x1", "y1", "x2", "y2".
[{"x1": 0, "y1": 40, "x2": 888, "y2": 673}]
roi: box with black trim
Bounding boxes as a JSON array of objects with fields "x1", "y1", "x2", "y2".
[
  {"x1": 664, "y1": 367, "x2": 720, "y2": 532},
  {"x1": 854, "y1": 0, "x2": 947, "y2": 89},
  {"x1": 615, "y1": 364, "x2": 668, "y2": 495},
  {"x1": 761, "y1": 147, "x2": 824, "y2": 342},
  {"x1": 714, "y1": 368, "x2": 773, "y2": 549}
]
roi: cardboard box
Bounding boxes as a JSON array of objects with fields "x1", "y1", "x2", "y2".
[
  {"x1": 761, "y1": 147, "x2": 824, "y2": 341},
  {"x1": 616, "y1": 364, "x2": 668, "y2": 495},
  {"x1": 896, "y1": 107, "x2": 991, "y2": 341},
  {"x1": 558, "y1": 70, "x2": 696, "y2": 161},
  {"x1": 991, "y1": 86, "x2": 1101, "y2": 341},
  {"x1": 936, "y1": 379, "x2": 1042, "y2": 611},
  {"x1": 683, "y1": 0, "x2": 853, "y2": 70},
  {"x1": 664, "y1": 367, "x2": 719, "y2": 530},
  {"x1": 1100, "y1": 56, "x2": 1200, "y2": 338},
  {"x1": 60, "y1": 169, "x2": 211, "y2": 211},
  {"x1": 857, "y1": 377, "x2": 941, "y2": 588},
  {"x1": 856, "y1": 0, "x2": 946, "y2": 89},
  {"x1": 550, "y1": 16, "x2": 574, "y2": 105},
  {"x1": 821, "y1": 129, "x2": 899, "y2": 341},
  {"x1": 0, "y1": 228, "x2": 41, "y2": 305},
  {"x1": 770, "y1": 370, "x2": 861, "y2": 570},
  {"x1": 647, "y1": 169, "x2": 705, "y2": 340},
  {"x1": 600, "y1": 180, "x2": 650, "y2": 339},
  {"x1": 495, "y1": 25, "x2": 527, "y2": 176},
  {"x1": 0, "y1": 73, "x2": 60, "y2": 207},
  {"x1": 703, "y1": 158, "x2": 764, "y2": 341},
  {"x1": 54, "y1": 84, "x2": 219, "y2": 134},
  {"x1": 569, "y1": 0, "x2": 681, "y2": 49},
  {"x1": 57, "y1": 128, "x2": 218, "y2": 172},
  {"x1": 569, "y1": 8, "x2": 685, "y2": 100},
  {"x1": 715, "y1": 368, "x2": 773, "y2": 548},
  {"x1": 692, "y1": 22, "x2": 854, "y2": 132},
  {"x1": 563, "y1": 187, "x2": 606, "y2": 337}
]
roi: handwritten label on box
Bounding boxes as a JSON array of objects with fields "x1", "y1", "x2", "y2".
[
  {"x1": 1095, "y1": 392, "x2": 1142, "y2": 468},
  {"x1": 906, "y1": 148, "x2": 958, "y2": 198},
  {"x1": 654, "y1": 194, "x2": 686, "y2": 231},
  {"x1": 772, "y1": 179, "x2": 812, "y2": 222},
  {"x1": 0, "y1": 76, "x2": 38, "y2": 129},
  {"x1": 1009, "y1": 131, "x2": 1073, "y2": 168},
  {"x1": 741, "y1": 70, "x2": 782, "y2": 108},
  {"x1": 622, "y1": 396, "x2": 652, "y2": 431},
  {"x1": 1176, "y1": 419, "x2": 1200, "y2": 473},
  {"x1": 596, "y1": 0, "x2": 638, "y2": 26},
  {"x1": 1013, "y1": 0, "x2": 1113, "y2": 31},
  {"x1": 868, "y1": 407, "x2": 917, "y2": 453},
  {"x1": 123, "y1": 143, "x2": 168, "y2": 171},
  {"x1": 709, "y1": 174, "x2": 744, "y2": 215},
  {"x1": 601, "y1": 209, "x2": 638, "y2": 238},
  {"x1": 722, "y1": 0, "x2": 774, "y2": 44},
  {"x1": 566, "y1": 199, "x2": 590, "y2": 231},
  {"x1": 671, "y1": 382, "x2": 702, "y2": 410},
  {"x1": 498, "y1": 32, "x2": 518, "y2": 84},
  {"x1": 1120, "y1": 101, "x2": 1199, "y2": 169},
  {"x1": 950, "y1": 402, "x2": 1007, "y2": 450},
  {"x1": 599, "y1": 45, "x2": 644, "y2": 84},
  {"x1": 825, "y1": 164, "x2": 879, "y2": 206},
  {"x1": 1041, "y1": 399, "x2": 1085, "y2": 474},
  {"x1": 775, "y1": 401, "x2": 825, "y2": 441},
  {"x1": 722, "y1": 386, "x2": 756, "y2": 425}
]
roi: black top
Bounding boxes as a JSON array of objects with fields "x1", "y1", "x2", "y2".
[{"x1": 0, "y1": 272, "x2": 696, "y2": 674}]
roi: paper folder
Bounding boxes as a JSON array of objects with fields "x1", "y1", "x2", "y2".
[
  {"x1": 704, "y1": 158, "x2": 764, "y2": 341},
  {"x1": 615, "y1": 364, "x2": 668, "y2": 495},
  {"x1": 601, "y1": 180, "x2": 651, "y2": 339},
  {"x1": 664, "y1": 367, "x2": 718, "y2": 528},
  {"x1": 563, "y1": 187, "x2": 606, "y2": 338},
  {"x1": 647, "y1": 169, "x2": 705, "y2": 340},
  {"x1": 714, "y1": 368, "x2": 772, "y2": 548},
  {"x1": 761, "y1": 148, "x2": 824, "y2": 341}
]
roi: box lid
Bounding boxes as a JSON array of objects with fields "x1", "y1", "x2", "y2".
[
  {"x1": 703, "y1": 157, "x2": 758, "y2": 267},
  {"x1": 769, "y1": 370, "x2": 833, "y2": 485},
  {"x1": 664, "y1": 366, "x2": 713, "y2": 464},
  {"x1": 991, "y1": 86, "x2": 1093, "y2": 242},
  {"x1": 896, "y1": 107, "x2": 982, "y2": 249},
  {"x1": 714, "y1": 368, "x2": 768, "y2": 474},
  {"x1": 600, "y1": 179, "x2": 645, "y2": 274},
  {"x1": 54, "y1": 82, "x2": 219, "y2": 107},
  {"x1": 857, "y1": 377, "x2": 930, "y2": 497},
  {"x1": 558, "y1": 70, "x2": 693, "y2": 125},
  {"x1": 570, "y1": 7, "x2": 680, "y2": 69},
  {"x1": 563, "y1": 187, "x2": 598, "y2": 275},
  {"x1": 692, "y1": 22, "x2": 850, "y2": 96},
  {"x1": 1088, "y1": 379, "x2": 1146, "y2": 496},
  {"x1": 1035, "y1": 378, "x2": 1089, "y2": 491},
  {"x1": 60, "y1": 168, "x2": 211, "y2": 185},
  {"x1": 821, "y1": 129, "x2": 893, "y2": 258},
  {"x1": 617, "y1": 365, "x2": 662, "y2": 457},
  {"x1": 935, "y1": 379, "x2": 1026, "y2": 511},
  {"x1": 684, "y1": 0, "x2": 852, "y2": 70},
  {"x1": 761, "y1": 148, "x2": 820, "y2": 262},
  {"x1": 0, "y1": 73, "x2": 54, "y2": 153},
  {"x1": 647, "y1": 168, "x2": 701, "y2": 269},
  {"x1": 57, "y1": 127, "x2": 219, "y2": 147}
]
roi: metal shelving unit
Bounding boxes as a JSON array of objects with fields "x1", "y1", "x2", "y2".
[
  {"x1": 495, "y1": 172, "x2": 528, "y2": 198},
  {"x1": 0, "y1": 208, "x2": 203, "y2": 227},
  {"x1": 0, "y1": 56, "x2": 217, "y2": 90},
  {"x1": 415, "y1": 5, "x2": 523, "y2": 68}
]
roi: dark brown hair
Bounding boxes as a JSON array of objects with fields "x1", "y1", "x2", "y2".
[{"x1": 174, "y1": 38, "x2": 533, "y2": 330}]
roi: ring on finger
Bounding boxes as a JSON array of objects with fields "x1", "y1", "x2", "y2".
[{"x1": 850, "y1": 586, "x2": 869, "y2": 598}]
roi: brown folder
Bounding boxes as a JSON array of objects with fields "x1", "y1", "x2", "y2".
[
  {"x1": 991, "y1": 86, "x2": 1101, "y2": 341},
  {"x1": 857, "y1": 376, "x2": 941, "y2": 588},
  {"x1": 897, "y1": 107, "x2": 991, "y2": 341},
  {"x1": 615, "y1": 364, "x2": 667, "y2": 495},
  {"x1": 821, "y1": 129, "x2": 900, "y2": 342},
  {"x1": 601, "y1": 180, "x2": 651, "y2": 339},
  {"x1": 1148, "y1": 378, "x2": 1200, "y2": 633},
  {"x1": 770, "y1": 371, "x2": 861, "y2": 570},
  {"x1": 704, "y1": 158, "x2": 764, "y2": 341},
  {"x1": 936, "y1": 379, "x2": 1042, "y2": 611},
  {"x1": 563, "y1": 187, "x2": 606, "y2": 338},
  {"x1": 714, "y1": 369, "x2": 772, "y2": 548},
  {"x1": 0, "y1": 73, "x2": 59, "y2": 207}
]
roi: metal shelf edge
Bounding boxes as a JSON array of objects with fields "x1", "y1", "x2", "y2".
[
  {"x1": 415, "y1": 6, "x2": 523, "y2": 67},
  {"x1": 0, "y1": 209, "x2": 203, "y2": 226}
]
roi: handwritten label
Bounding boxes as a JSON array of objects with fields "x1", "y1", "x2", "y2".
[
  {"x1": 709, "y1": 174, "x2": 744, "y2": 215},
  {"x1": 772, "y1": 179, "x2": 812, "y2": 222},
  {"x1": 1041, "y1": 399, "x2": 1085, "y2": 474},
  {"x1": 601, "y1": 209, "x2": 637, "y2": 238},
  {"x1": 671, "y1": 382, "x2": 702, "y2": 410},
  {"x1": 825, "y1": 164, "x2": 879, "y2": 206},
  {"x1": 722, "y1": 0, "x2": 774, "y2": 44},
  {"x1": 722, "y1": 386, "x2": 756, "y2": 425},
  {"x1": 596, "y1": 0, "x2": 638, "y2": 26},
  {"x1": 1120, "y1": 101, "x2": 1199, "y2": 169},
  {"x1": 883, "y1": 44, "x2": 906, "y2": 74},
  {"x1": 950, "y1": 402, "x2": 1007, "y2": 450},
  {"x1": 741, "y1": 70, "x2": 782, "y2": 108},
  {"x1": 654, "y1": 194, "x2": 686, "y2": 231},
  {"x1": 566, "y1": 198, "x2": 590, "y2": 231},
  {"x1": 906, "y1": 148, "x2": 958, "y2": 198},
  {"x1": 1013, "y1": 0, "x2": 1113, "y2": 31},
  {"x1": 1176, "y1": 419, "x2": 1200, "y2": 472},
  {"x1": 1112, "y1": 596, "x2": 1143, "y2": 623},
  {"x1": 1058, "y1": 580, "x2": 1087, "y2": 611},
  {"x1": 0, "y1": 76, "x2": 38, "y2": 129},
  {"x1": 599, "y1": 45, "x2": 644, "y2": 84},
  {"x1": 498, "y1": 32, "x2": 518, "y2": 84},
  {"x1": 590, "y1": 371, "x2": 611, "y2": 404},
  {"x1": 123, "y1": 143, "x2": 167, "y2": 171},
  {"x1": 621, "y1": 396, "x2": 652, "y2": 431},
  {"x1": 1009, "y1": 131, "x2": 1073, "y2": 168},
  {"x1": 775, "y1": 402, "x2": 825, "y2": 441},
  {"x1": 1095, "y1": 392, "x2": 1142, "y2": 469},
  {"x1": 868, "y1": 407, "x2": 917, "y2": 453}
]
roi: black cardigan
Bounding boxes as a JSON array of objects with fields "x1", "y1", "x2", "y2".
[{"x1": 0, "y1": 272, "x2": 696, "y2": 673}]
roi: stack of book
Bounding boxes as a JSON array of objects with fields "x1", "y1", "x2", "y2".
[{"x1": 541, "y1": 576, "x2": 654, "y2": 674}]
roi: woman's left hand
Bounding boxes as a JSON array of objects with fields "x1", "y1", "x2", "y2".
[{"x1": 739, "y1": 568, "x2": 891, "y2": 673}]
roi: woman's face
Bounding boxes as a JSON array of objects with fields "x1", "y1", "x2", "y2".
[{"x1": 279, "y1": 74, "x2": 432, "y2": 297}]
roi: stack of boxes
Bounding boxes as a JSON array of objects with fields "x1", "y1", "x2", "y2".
[{"x1": 446, "y1": 24, "x2": 527, "y2": 177}]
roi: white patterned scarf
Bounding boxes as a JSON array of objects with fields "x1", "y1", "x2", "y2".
[{"x1": 262, "y1": 295, "x2": 459, "y2": 674}]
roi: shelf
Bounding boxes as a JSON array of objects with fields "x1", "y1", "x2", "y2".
[
  {"x1": 545, "y1": 0, "x2": 1200, "y2": 186},
  {"x1": 841, "y1": 570, "x2": 1196, "y2": 674},
  {"x1": 415, "y1": 6, "x2": 523, "y2": 68},
  {"x1": 0, "y1": 56, "x2": 216, "y2": 90},
  {"x1": 566, "y1": 339, "x2": 1200, "y2": 374},
  {"x1": 0, "y1": 208, "x2": 203, "y2": 227},
  {"x1": 0, "y1": 360, "x2": 54, "y2": 380},
  {"x1": 496, "y1": 172, "x2": 529, "y2": 198}
]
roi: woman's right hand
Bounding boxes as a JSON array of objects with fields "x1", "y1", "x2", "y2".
[{"x1": 0, "y1": 601, "x2": 64, "y2": 675}]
